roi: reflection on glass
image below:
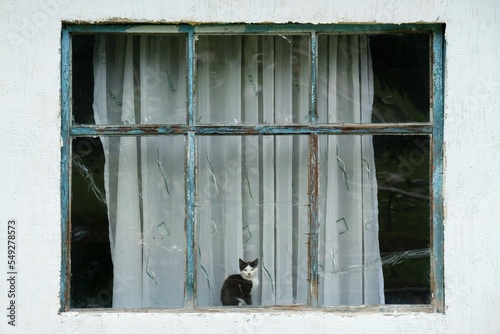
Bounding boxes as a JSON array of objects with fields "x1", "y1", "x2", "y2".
[
  {"x1": 317, "y1": 34, "x2": 430, "y2": 124},
  {"x1": 317, "y1": 135, "x2": 430, "y2": 306},
  {"x1": 371, "y1": 34, "x2": 430, "y2": 123},
  {"x1": 196, "y1": 35, "x2": 310, "y2": 124},
  {"x1": 70, "y1": 137, "x2": 111, "y2": 308},
  {"x1": 317, "y1": 35, "x2": 374, "y2": 124},
  {"x1": 74, "y1": 33, "x2": 430, "y2": 126},
  {"x1": 374, "y1": 135, "x2": 430, "y2": 304},
  {"x1": 196, "y1": 135, "x2": 310, "y2": 307},
  {"x1": 71, "y1": 136, "x2": 186, "y2": 308},
  {"x1": 72, "y1": 35, "x2": 187, "y2": 125},
  {"x1": 71, "y1": 133, "x2": 431, "y2": 308},
  {"x1": 70, "y1": 31, "x2": 433, "y2": 309},
  {"x1": 318, "y1": 134, "x2": 385, "y2": 306}
]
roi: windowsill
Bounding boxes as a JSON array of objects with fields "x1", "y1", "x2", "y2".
[{"x1": 64, "y1": 304, "x2": 438, "y2": 315}]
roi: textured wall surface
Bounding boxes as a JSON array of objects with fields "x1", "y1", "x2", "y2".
[{"x1": 0, "y1": 0, "x2": 499, "y2": 333}]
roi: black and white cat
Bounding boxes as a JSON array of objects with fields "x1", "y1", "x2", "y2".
[{"x1": 220, "y1": 258, "x2": 259, "y2": 306}]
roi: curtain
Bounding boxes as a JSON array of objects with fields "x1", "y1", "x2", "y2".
[
  {"x1": 317, "y1": 35, "x2": 385, "y2": 305},
  {"x1": 93, "y1": 34, "x2": 384, "y2": 308}
]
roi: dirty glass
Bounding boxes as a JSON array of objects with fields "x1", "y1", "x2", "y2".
[
  {"x1": 72, "y1": 34, "x2": 187, "y2": 125},
  {"x1": 195, "y1": 35, "x2": 310, "y2": 124},
  {"x1": 317, "y1": 34, "x2": 430, "y2": 123},
  {"x1": 70, "y1": 137, "x2": 112, "y2": 308},
  {"x1": 69, "y1": 28, "x2": 436, "y2": 309},
  {"x1": 374, "y1": 135, "x2": 431, "y2": 304},
  {"x1": 195, "y1": 135, "x2": 310, "y2": 306},
  {"x1": 70, "y1": 136, "x2": 186, "y2": 308},
  {"x1": 318, "y1": 135, "x2": 430, "y2": 306}
]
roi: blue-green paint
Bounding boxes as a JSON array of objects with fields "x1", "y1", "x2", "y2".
[
  {"x1": 307, "y1": 32, "x2": 319, "y2": 307},
  {"x1": 62, "y1": 23, "x2": 444, "y2": 311},
  {"x1": 431, "y1": 25, "x2": 445, "y2": 313},
  {"x1": 178, "y1": 24, "x2": 195, "y2": 33},
  {"x1": 67, "y1": 24, "x2": 182, "y2": 34},
  {"x1": 70, "y1": 124, "x2": 433, "y2": 137},
  {"x1": 185, "y1": 132, "x2": 196, "y2": 308},
  {"x1": 188, "y1": 32, "x2": 195, "y2": 125},
  {"x1": 70, "y1": 125, "x2": 186, "y2": 136},
  {"x1": 66, "y1": 22, "x2": 438, "y2": 35},
  {"x1": 242, "y1": 23, "x2": 437, "y2": 34},
  {"x1": 60, "y1": 26, "x2": 71, "y2": 312},
  {"x1": 310, "y1": 32, "x2": 318, "y2": 124},
  {"x1": 66, "y1": 24, "x2": 133, "y2": 33}
]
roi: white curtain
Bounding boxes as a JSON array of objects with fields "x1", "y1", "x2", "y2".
[
  {"x1": 93, "y1": 34, "x2": 384, "y2": 308},
  {"x1": 317, "y1": 35, "x2": 385, "y2": 305}
]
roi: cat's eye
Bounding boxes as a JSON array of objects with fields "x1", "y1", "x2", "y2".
[{"x1": 63, "y1": 24, "x2": 444, "y2": 312}]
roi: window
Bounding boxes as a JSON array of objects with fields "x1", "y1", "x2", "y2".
[{"x1": 61, "y1": 24, "x2": 444, "y2": 311}]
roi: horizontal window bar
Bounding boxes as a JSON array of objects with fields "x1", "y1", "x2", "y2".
[
  {"x1": 65, "y1": 23, "x2": 441, "y2": 35},
  {"x1": 241, "y1": 23, "x2": 439, "y2": 34},
  {"x1": 69, "y1": 123, "x2": 433, "y2": 136},
  {"x1": 65, "y1": 24, "x2": 185, "y2": 34}
]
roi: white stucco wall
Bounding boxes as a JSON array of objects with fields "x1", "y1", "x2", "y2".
[{"x1": 0, "y1": 0, "x2": 499, "y2": 333}]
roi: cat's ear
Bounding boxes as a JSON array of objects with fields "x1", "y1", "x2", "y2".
[
  {"x1": 253, "y1": 258, "x2": 259, "y2": 266},
  {"x1": 239, "y1": 258, "x2": 245, "y2": 266}
]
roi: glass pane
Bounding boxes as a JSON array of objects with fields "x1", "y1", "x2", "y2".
[
  {"x1": 72, "y1": 35, "x2": 187, "y2": 125},
  {"x1": 375, "y1": 135, "x2": 431, "y2": 304},
  {"x1": 70, "y1": 137, "x2": 111, "y2": 308},
  {"x1": 195, "y1": 35, "x2": 310, "y2": 124},
  {"x1": 195, "y1": 135, "x2": 310, "y2": 307},
  {"x1": 317, "y1": 34, "x2": 430, "y2": 124},
  {"x1": 318, "y1": 135, "x2": 430, "y2": 306},
  {"x1": 70, "y1": 136, "x2": 186, "y2": 308}
]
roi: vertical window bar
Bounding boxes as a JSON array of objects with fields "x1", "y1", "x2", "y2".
[
  {"x1": 308, "y1": 32, "x2": 319, "y2": 308},
  {"x1": 308, "y1": 133, "x2": 320, "y2": 307},
  {"x1": 188, "y1": 32, "x2": 195, "y2": 126},
  {"x1": 60, "y1": 26, "x2": 71, "y2": 312},
  {"x1": 310, "y1": 32, "x2": 318, "y2": 125},
  {"x1": 185, "y1": 132, "x2": 196, "y2": 308},
  {"x1": 431, "y1": 26, "x2": 445, "y2": 312},
  {"x1": 185, "y1": 32, "x2": 196, "y2": 308}
]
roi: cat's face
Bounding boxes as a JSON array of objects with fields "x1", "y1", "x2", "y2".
[{"x1": 239, "y1": 258, "x2": 258, "y2": 279}]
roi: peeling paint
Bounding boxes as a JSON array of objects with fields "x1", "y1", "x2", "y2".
[
  {"x1": 69, "y1": 123, "x2": 434, "y2": 136},
  {"x1": 55, "y1": 19, "x2": 453, "y2": 332}
]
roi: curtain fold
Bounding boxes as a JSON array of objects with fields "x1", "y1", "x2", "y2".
[
  {"x1": 317, "y1": 35, "x2": 384, "y2": 305},
  {"x1": 93, "y1": 35, "x2": 187, "y2": 308},
  {"x1": 93, "y1": 34, "x2": 384, "y2": 308}
]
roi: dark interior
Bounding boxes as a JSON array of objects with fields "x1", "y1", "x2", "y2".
[{"x1": 70, "y1": 32, "x2": 431, "y2": 307}]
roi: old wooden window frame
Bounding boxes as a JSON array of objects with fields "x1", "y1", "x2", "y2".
[{"x1": 60, "y1": 23, "x2": 445, "y2": 312}]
